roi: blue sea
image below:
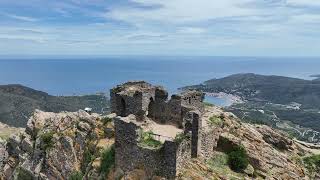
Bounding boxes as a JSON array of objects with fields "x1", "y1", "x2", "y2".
[{"x1": 0, "y1": 56, "x2": 319, "y2": 106}]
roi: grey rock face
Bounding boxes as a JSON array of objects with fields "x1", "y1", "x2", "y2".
[
  {"x1": 7, "y1": 135, "x2": 22, "y2": 157},
  {"x1": 77, "y1": 122, "x2": 91, "y2": 132},
  {"x1": 256, "y1": 125, "x2": 293, "y2": 150},
  {"x1": 1, "y1": 109, "x2": 103, "y2": 180},
  {"x1": 0, "y1": 139, "x2": 8, "y2": 173},
  {"x1": 20, "y1": 138, "x2": 33, "y2": 153}
]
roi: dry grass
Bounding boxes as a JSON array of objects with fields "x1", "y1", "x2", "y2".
[{"x1": 0, "y1": 123, "x2": 24, "y2": 140}]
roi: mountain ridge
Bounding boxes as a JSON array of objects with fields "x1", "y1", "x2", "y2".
[
  {"x1": 0, "y1": 84, "x2": 109, "y2": 127},
  {"x1": 182, "y1": 73, "x2": 320, "y2": 143}
]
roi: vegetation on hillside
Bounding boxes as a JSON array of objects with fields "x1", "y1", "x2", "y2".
[
  {"x1": 69, "y1": 171, "x2": 83, "y2": 180},
  {"x1": 182, "y1": 73, "x2": 320, "y2": 142},
  {"x1": 100, "y1": 145, "x2": 115, "y2": 175},
  {"x1": 209, "y1": 115, "x2": 224, "y2": 127},
  {"x1": 0, "y1": 84, "x2": 109, "y2": 127},
  {"x1": 40, "y1": 131, "x2": 55, "y2": 150},
  {"x1": 174, "y1": 132, "x2": 190, "y2": 144},
  {"x1": 138, "y1": 130, "x2": 162, "y2": 149},
  {"x1": 303, "y1": 154, "x2": 320, "y2": 177},
  {"x1": 227, "y1": 145, "x2": 249, "y2": 172}
]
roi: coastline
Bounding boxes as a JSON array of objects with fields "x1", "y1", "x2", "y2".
[{"x1": 205, "y1": 92, "x2": 244, "y2": 106}]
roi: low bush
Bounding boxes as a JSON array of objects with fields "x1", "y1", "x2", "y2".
[
  {"x1": 227, "y1": 145, "x2": 249, "y2": 172},
  {"x1": 40, "y1": 131, "x2": 55, "y2": 150},
  {"x1": 16, "y1": 167, "x2": 33, "y2": 180},
  {"x1": 303, "y1": 154, "x2": 320, "y2": 175},
  {"x1": 81, "y1": 148, "x2": 96, "y2": 173},
  {"x1": 207, "y1": 153, "x2": 228, "y2": 169},
  {"x1": 69, "y1": 171, "x2": 83, "y2": 180},
  {"x1": 139, "y1": 131, "x2": 162, "y2": 148},
  {"x1": 174, "y1": 132, "x2": 190, "y2": 144},
  {"x1": 101, "y1": 117, "x2": 113, "y2": 125},
  {"x1": 100, "y1": 145, "x2": 115, "y2": 175},
  {"x1": 209, "y1": 116, "x2": 223, "y2": 126}
]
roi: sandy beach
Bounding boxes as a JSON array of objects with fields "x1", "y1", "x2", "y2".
[{"x1": 205, "y1": 92, "x2": 244, "y2": 106}]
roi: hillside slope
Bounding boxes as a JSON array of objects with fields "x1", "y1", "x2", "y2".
[
  {"x1": 182, "y1": 74, "x2": 320, "y2": 143},
  {"x1": 1, "y1": 107, "x2": 319, "y2": 180},
  {"x1": 186, "y1": 73, "x2": 320, "y2": 108},
  {"x1": 0, "y1": 84, "x2": 109, "y2": 127}
]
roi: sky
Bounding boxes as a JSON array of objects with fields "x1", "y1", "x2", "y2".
[{"x1": 0, "y1": 0, "x2": 320, "y2": 57}]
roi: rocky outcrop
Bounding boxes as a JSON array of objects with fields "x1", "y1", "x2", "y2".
[
  {"x1": 179, "y1": 106, "x2": 313, "y2": 180},
  {"x1": 0, "y1": 139, "x2": 8, "y2": 176},
  {"x1": 218, "y1": 126, "x2": 305, "y2": 179},
  {"x1": 0, "y1": 109, "x2": 114, "y2": 180},
  {"x1": 1, "y1": 105, "x2": 318, "y2": 180},
  {"x1": 256, "y1": 125, "x2": 294, "y2": 151}
]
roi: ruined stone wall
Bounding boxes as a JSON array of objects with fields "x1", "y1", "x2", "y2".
[
  {"x1": 110, "y1": 81, "x2": 156, "y2": 118},
  {"x1": 141, "y1": 89, "x2": 155, "y2": 113},
  {"x1": 111, "y1": 82, "x2": 204, "y2": 128},
  {"x1": 110, "y1": 89, "x2": 119, "y2": 114},
  {"x1": 181, "y1": 91, "x2": 205, "y2": 113},
  {"x1": 176, "y1": 139, "x2": 192, "y2": 173},
  {"x1": 198, "y1": 128, "x2": 221, "y2": 160},
  {"x1": 167, "y1": 95, "x2": 183, "y2": 127},
  {"x1": 151, "y1": 100, "x2": 167, "y2": 124},
  {"x1": 114, "y1": 117, "x2": 179, "y2": 179},
  {"x1": 149, "y1": 88, "x2": 168, "y2": 124}
]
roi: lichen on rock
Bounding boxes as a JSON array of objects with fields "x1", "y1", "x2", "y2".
[{"x1": 0, "y1": 109, "x2": 115, "y2": 180}]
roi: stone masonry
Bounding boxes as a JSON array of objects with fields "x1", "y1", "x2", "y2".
[{"x1": 111, "y1": 81, "x2": 213, "y2": 179}]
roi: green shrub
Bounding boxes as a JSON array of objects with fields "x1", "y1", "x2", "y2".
[
  {"x1": 81, "y1": 148, "x2": 96, "y2": 172},
  {"x1": 174, "y1": 132, "x2": 190, "y2": 144},
  {"x1": 69, "y1": 171, "x2": 83, "y2": 180},
  {"x1": 100, "y1": 145, "x2": 115, "y2": 175},
  {"x1": 303, "y1": 154, "x2": 320, "y2": 175},
  {"x1": 16, "y1": 167, "x2": 33, "y2": 180},
  {"x1": 207, "y1": 153, "x2": 228, "y2": 169},
  {"x1": 209, "y1": 116, "x2": 223, "y2": 126},
  {"x1": 139, "y1": 131, "x2": 162, "y2": 148},
  {"x1": 227, "y1": 145, "x2": 249, "y2": 172},
  {"x1": 40, "y1": 131, "x2": 55, "y2": 150},
  {"x1": 101, "y1": 117, "x2": 113, "y2": 125}
]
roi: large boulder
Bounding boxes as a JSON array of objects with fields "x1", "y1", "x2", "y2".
[
  {"x1": 233, "y1": 123, "x2": 305, "y2": 179},
  {"x1": 1, "y1": 109, "x2": 105, "y2": 179},
  {"x1": 256, "y1": 125, "x2": 293, "y2": 151}
]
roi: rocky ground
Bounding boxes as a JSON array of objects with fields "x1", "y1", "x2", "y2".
[
  {"x1": 0, "y1": 109, "x2": 115, "y2": 180},
  {"x1": 114, "y1": 105, "x2": 319, "y2": 180},
  {"x1": 0, "y1": 106, "x2": 319, "y2": 180}
]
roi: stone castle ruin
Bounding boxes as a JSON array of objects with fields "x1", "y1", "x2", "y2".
[{"x1": 111, "y1": 81, "x2": 216, "y2": 179}]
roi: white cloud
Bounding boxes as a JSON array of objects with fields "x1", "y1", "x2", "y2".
[
  {"x1": 0, "y1": 0, "x2": 320, "y2": 56},
  {"x1": 286, "y1": 0, "x2": 320, "y2": 7},
  {"x1": 178, "y1": 27, "x2": 206, "y2": 34},
  {"x1": 3, "y1": 13, "x2": 38, "y2": 22},
  {"x1": 106, "y1": 0, "x2": 262, "y2": 24},
  {"x1": 290, "y1": 14, "x2": 320, "y2": 23}
]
